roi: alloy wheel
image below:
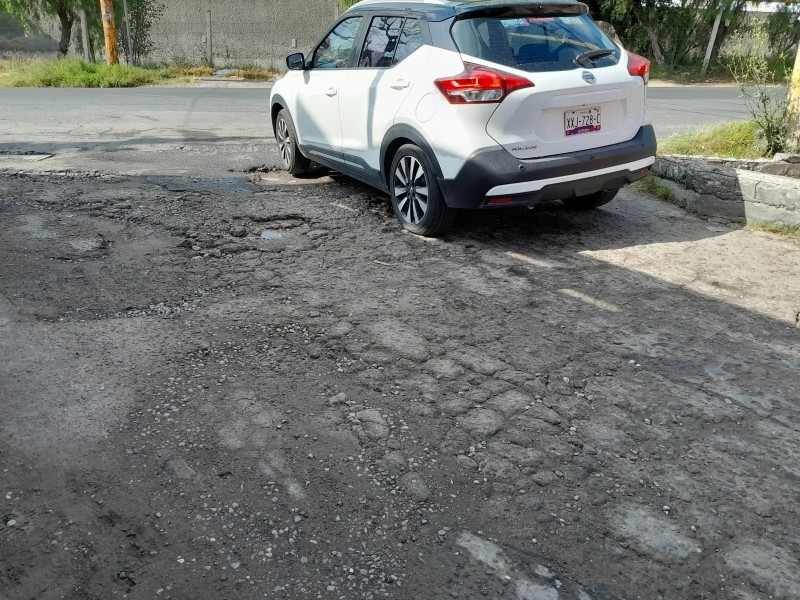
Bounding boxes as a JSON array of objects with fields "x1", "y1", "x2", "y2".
[
  {"x1": 276, "y1": 116, "x2": 292, "y2": 168},
  {"x1": 393, "y1": 155, "x2": 429, "y2": 225}
]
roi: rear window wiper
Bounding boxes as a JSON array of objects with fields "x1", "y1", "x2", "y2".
[{"x1": 574, "y1": 48, "x2": 614, "y2": 66}]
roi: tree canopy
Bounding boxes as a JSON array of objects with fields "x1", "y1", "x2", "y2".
[{"x1": 591, "y1": 0, "x2": 798, "y2": 68}]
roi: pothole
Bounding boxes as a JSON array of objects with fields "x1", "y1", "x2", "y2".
[
  {"x1": 250, "y1": 214, "x2": 308, "y2": 229},
  {"x1": 143, "y1": 175, "x2": 255, "y2": 197}
]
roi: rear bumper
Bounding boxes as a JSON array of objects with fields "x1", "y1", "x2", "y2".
[{"x1": 438, "y1": 125, "x2": 657, "y2": 209}]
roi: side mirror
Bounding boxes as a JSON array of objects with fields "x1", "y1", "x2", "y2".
[{"x1": 286, "y1": 53, "x2": 306, "y2": 71}]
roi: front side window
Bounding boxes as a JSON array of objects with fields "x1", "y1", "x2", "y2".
[
  {"x1": 357, "y1": 17, "x2": 424, "y2": 68},
  {"x1": 313, "y1": 17, "x2": 363, "y2": 69},
  {"x1": 452, "y1": 13, "x2": 619, "y2": 73}
]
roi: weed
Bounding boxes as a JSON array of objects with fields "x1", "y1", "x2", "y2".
[
  {"x1": 724, "y1": 28, "x2": 792, "y2": 156},
  {"x1": 0, "y1": 58, "x2": 167, "y2": 88},
  {"x1": 635, "y1": 175, "x2": 676, "y2": 202},
  {"x1": 744, "y1": 221, "x2": 800, "y2": 243},
  {"x1": 231, "y1": 64, "x2": 279, "y2": 80},
  {"x1": 162, "y1": 64, "x2": 215, "y2": 78},
  {"x1": 0, "y1": 57, "x2": 278, "y2": 87}
]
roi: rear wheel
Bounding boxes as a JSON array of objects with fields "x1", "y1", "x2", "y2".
[
  {"x1": 275, "y1": 109, "x2": 311, "y2": 176},
  {"x1": 389, "y1": 144, "x2": 455, "y2": 236},
  {"x1": 561, "y1": 188, "x2": 619, "y2": 210}
]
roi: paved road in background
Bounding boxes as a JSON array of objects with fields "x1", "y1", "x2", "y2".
[
  {"x1": 647, "y1": 85, "x2": 753, "y2": 137},
  {"x1": 0, "y1": 84, "x2": 755, "y2": 175}
]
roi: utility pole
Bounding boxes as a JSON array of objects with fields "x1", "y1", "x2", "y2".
[
  {"x1": 99, "y1": 0, "x2": 119, "y2": 65},
  {"x1": 205, "y1": 10, "x2": 213, "y2": 65},
  {"x1": 122, "y1": 0, "x2": 134, "y2": 65},
  {"x1": 788, "y1": 36, "x2": 800, "y2": 151}
]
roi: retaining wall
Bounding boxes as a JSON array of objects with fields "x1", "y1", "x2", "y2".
[{"x1": 651, "y1": 155, "x2": 800, "y2": 226}]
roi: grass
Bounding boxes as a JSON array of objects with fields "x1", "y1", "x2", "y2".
[
  {"x1": 0, "y1": 58, "x2": 280, "y2": 88},
  {"x1": 162, "y1": 64, "x2": 215, "y2": 78},
  {"x1": 0, "y1": 57, "x2": 168, "y2": 88},
  {"x1": 229, "y1": 64, "x2": 279, "y2": 80},
  {"x1": 634, "y1": 175, "x2": 676, "y2": 202},
  {"x1": 659, "y1": 120, "x2": 769, "y2": 159},
  {"x1": 744, "y1": 221, "x2": 800, "y2": 243}
]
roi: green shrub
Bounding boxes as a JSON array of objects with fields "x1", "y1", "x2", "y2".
[{"x1": 1, "y1": 58, "x2": 167, "y2": 88}]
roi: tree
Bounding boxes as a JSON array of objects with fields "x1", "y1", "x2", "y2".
[
  {"x1": 596, "y1": 0, "x2": 752, "y2": 69},
  {"x1": 766, "y1": 6, "x2": 800, "y2": 57},
  {"x1": 0, "y1": 0, "x2": 97, "y2": 56},
  {"x1": 114, "y1": 0, "x2": 164, "y2": 65}
]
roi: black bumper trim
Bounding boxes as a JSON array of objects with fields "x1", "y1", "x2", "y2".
[{"x1": 438, "y1": 125, "x2": 657, "y2": 209}]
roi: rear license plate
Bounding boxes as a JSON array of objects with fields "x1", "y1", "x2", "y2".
[{"x1": 565, "y1": 107, "x2": 601, "y2": 136}]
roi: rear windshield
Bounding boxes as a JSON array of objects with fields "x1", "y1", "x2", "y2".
[{"x1": 451, "y1": 14, "x2": 619, "y2": 72}]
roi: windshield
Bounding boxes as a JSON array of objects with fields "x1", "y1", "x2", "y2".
[{"x1": 451, "y1": 14, "x2": 620, "y2": 73}]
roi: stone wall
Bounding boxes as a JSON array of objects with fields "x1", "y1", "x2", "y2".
[
  {"x1": 652, "y1": 155, "x2": 800, "y2": 226},
  {"x1": 0, "y1": 13, "x2": 58, "y2": 55},
  {"x1": 148, "y1": 0, "x2": 341, "y2": 67}
]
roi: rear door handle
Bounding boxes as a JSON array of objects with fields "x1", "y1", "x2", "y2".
[
  {"x1": 325, "y1": 87, "x2": 338, "y2": 97},
  {"x1": 390, "y1": 79, "x2": 410, "y2": 90}
]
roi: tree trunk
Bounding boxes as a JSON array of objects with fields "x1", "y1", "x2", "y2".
[
  {"x1": 644, "y1": 25, "x2": 665, "y2": 66},
  {"x1": 56, "y1": 8, "x2": 75, "y2": 57}
]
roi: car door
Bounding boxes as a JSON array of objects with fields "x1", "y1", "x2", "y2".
[
  {"x1": 291, "y1": 16, "x2": 363, "y2": 169},
  {"x1": 338, "y1": 16, "x2": 429, "y2": 181}
]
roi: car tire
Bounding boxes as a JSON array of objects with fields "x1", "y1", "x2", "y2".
[
  {"x1": 561, "y1": 188, "x2": 619, "y2": 210},
  {"x1": 389, "y1": 144, "x2": 456, "y2": 236},
  {"x1": 275, "y1": 108, "x2": 311, "y2": 176}
]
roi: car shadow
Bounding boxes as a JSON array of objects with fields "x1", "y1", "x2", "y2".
[{"x1": 309, "y1": 171, "x2": 742, "y2": 252}]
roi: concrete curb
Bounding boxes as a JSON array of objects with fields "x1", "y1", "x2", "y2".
[{"x1": 651, "y1": 155, "x2": 800, "y2": 226}]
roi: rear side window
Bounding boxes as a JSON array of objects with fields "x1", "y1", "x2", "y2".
[
  {"x1": 392, "y1": 19, "x2": 423, "y2": 64},
  {"x1": 451, "y1": 14, "x2": 619, "y2": 73},
  {"x1": 358, "y1": 17, "x2": 424, "y2": 68},
  {"x1": 313, "y1": 17, "x2": 363, "y2": 69}
]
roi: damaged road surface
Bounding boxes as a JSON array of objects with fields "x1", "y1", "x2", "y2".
[{"x1": 1, "y1": 168, "x2": 798, "y2": 600}]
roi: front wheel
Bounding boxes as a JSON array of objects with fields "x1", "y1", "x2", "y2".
[
  {"x1": 561, "y1": 188, "x2": 619, "y2": 210},
  {"x1": 275, "y1": 109, "x2": 311, "y2": 176},
  {"x1": 389, "y1": 144, "x2": 455, "y2": 236}
]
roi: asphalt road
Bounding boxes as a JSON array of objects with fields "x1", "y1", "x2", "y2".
[
  {"x1": 647, "y1": 85, "x2": 753, "y2": 137},
  {"x1": 0, "y1": 84, "x2": 756, "y2": 175}
]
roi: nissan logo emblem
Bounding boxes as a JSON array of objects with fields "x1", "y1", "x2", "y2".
[{"x1": 582, "y1": 71, "x2": 596, "y2": 84}]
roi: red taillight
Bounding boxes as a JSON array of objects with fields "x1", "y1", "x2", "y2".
[
  {"x1": 627, "y1": 53, "x2": 650, "y2": 85},
  {"x1": 434, "y1": 62, "x2": 533, "y2": 104},
  {"x1": 488, "y1": 196, "x2": 513, "y2": 205}
]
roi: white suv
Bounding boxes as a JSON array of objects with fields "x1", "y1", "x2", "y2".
[{"x1": 270, "y1": 0, "x2": 656, "y2": 235}]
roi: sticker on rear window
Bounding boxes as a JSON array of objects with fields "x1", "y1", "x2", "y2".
[
  {"x1": 560, "y1": 17, "x2": 582, "y2": 24},
  {"x1": 501, "y1": 18, "x2": 527, "y2": 28}
]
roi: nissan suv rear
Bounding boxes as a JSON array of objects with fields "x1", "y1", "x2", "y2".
[{"x1": 270, "y1": 0, "x2": 657, "y2": 235}]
